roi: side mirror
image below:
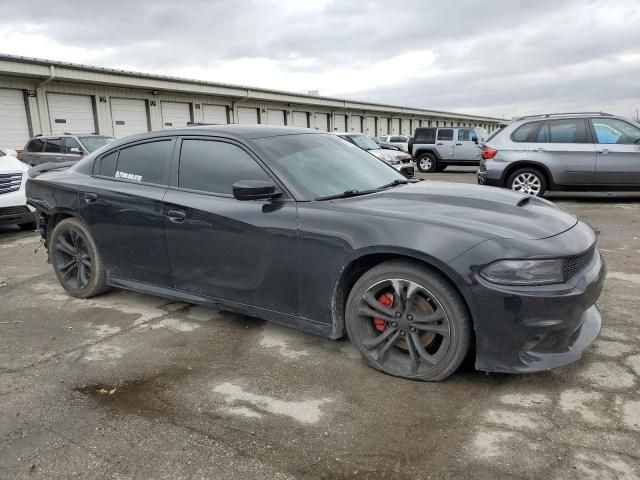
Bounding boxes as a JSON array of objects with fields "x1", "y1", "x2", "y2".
[
  {"x1": 232, "y1": 180, "x2": 280, "y2": 201},
  {"x1": 69, "y1": 147, "x2": 82, "y2": 155},
  {"x1": 472, "y1": 136, "x2": 479, "y2": 144}
]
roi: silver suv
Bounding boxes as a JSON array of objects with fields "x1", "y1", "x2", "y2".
[
  {"x1": 21, "y1": 133, "x2": 115, "y2": 166},
  {"x1": 478, "y1": 112, "x2": 640, "y2": 196},
  {"x1": 409, "y1": 126, "x2": 488, "y2": 172}
]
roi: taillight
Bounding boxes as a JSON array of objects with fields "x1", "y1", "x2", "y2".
[{"x1": 481, "y1": 146, "x2": 497, "y2": 159}]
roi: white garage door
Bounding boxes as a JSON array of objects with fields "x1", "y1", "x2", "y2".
[
  {"x1": 0, "y1": 89, "x2": 30, "y2": 150},
  {"x1": 203, "y1": 105, "x2": 228, "y2": 124},
  {"x1": 161, "y1": 102, "x2": 191, "y2": 128},
  {"x1": 401, "y1": 119, "x2": 411, "y2": 135},
  {"x1": 351, "y1": 116, "x2": 363, "y2": 133},
  {"x1": 237, "y1": 107, "x2": 259, "y2": 124},
  {"x1": 267, "y1": 109, "x2": 286, "y2": 126},
  {"x1": 314, "y1": 113, "x2": 329, "y2": 131},
  {"x1": 333, "y1": 114, "x2": 346, "y2": 132},
  {"x1": 110, "y1": 98, "x2": 148, "y2": 138},
  {"x1": 391, "y1": 118, "x2": 400, "y2": 135},
  {"x1": 379, "y1": 117, "x2": 389, "y2": 136},
  {"x1": 365, "y1": 116, "x2": 376, "y2": 136},
  {"x1": 47, "y1": 93, "x2": 95, "y2": 135},
  {"x1": 292, "y1": 111, "x2": 308, "y2": 128}
]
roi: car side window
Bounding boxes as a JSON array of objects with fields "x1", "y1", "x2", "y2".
[
  {"x1": 27, "y1": 139, "x2": 45, "y2": 152},
  {"x1": 61, "y1": 137, "x2": 82, "y2": 154},
  {"x1": 437, "y1": 129, "x2": 454, "y2": 141},
  {"x1": 415, "y1": 128, "x2": 436, "y2": 144},
  {"x1": 457, "y1": 129, "x2": 475, "y2": 141},
  {"x1": 114, "y1": 140, "x2": 173, "y2": 185},
  {"x1": 44, "y1": 138, "x2": 62, "y2": 153},
  {"x1": 178, "y1": 139, "x2": 270, "y2": 195},
  {"x1": 97, "y1": 151, "x2": 119, "y2": 177},
  {"x1": 511, "y1": 122, "x2": 540, "y2": 142},
  {"x1": 535, "y1": 119, "x2": 588, "y2": 143},
  {"x1": 591, "y1": 118, "x2": 640, "y2": 145}
]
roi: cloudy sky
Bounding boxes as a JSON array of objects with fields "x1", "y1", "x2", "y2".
[{"x1": 1, "y1": 0, "x2": 639, "y2": 119}]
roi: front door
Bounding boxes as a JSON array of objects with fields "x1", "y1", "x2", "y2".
[
  {"x1": 453, "y1": 128, "x2": 480, "y2": 162},
  {"x1": 163, "y1": 137, "x2": 299, "y2": 316},
  {"x1": 435, "y1": 128, "x2": 455, "y2": 160},
  {"x1": 78, "y1": 138, "x2": 175, "y2": 286},
  {"x1": 590, "y1": 117, "x2": 640, "y2": 185},
  {"x1": 528, "y1": 118, "x2": 596, "y2": 185}
]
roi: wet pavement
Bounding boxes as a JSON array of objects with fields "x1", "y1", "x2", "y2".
[{"x1": 1, "y1": 168, "x2": 639, "y2": 479}]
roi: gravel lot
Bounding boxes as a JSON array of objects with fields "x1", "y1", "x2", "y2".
[{"x1": 1, "y1": 168, "x2": 639, "y2": 479}]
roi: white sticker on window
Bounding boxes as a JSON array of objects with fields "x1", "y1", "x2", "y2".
[{"x1": 115, "y1": 170, "x2": 142, "y2": 182}]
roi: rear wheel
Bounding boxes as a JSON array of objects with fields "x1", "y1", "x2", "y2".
[
  {"x1": 50, "y1": 217, "x2": 109, "y2": 298},
  {"x1": 346, "y1": 260, "x2": 471, "y2": 381},
  {"x1": 417, "y1": 153, "x2": 437, "y2": 173},
  {"x1": 507, "y1": 167, "x2": 547, "y2": 196}
]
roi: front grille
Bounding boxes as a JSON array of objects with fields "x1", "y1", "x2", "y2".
[
  {"x1": 0, "y1": 172, "x2": 22, "y2": 195},
  {"x1": 0, "y1": 205, "x2": 29, "y2": 217},
  {"x1": 564, "y1": 246, "x2": 595, "y2": 281}
]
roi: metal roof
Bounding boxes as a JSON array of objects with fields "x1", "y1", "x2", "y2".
[{"x1": 0, "y1": 53, "x2": 502, "y2": 122}]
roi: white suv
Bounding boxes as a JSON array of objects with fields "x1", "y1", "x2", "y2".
[{"x1": 0, "y1": 148, "x2": 36, "y2": 230}]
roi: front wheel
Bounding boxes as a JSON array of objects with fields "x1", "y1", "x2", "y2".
[
  {"x1": 417, "y1": 153, "x2": 437, "y2": 173},
  {"x1": 50, "y1": 217, "x2": 109, "y2": 298},
  {"x1": 507, "y1": 168, "x2": 547, "y2": 197},
  {"x1": 346, "y1": 260, "x2": 472, "y2": 381}
]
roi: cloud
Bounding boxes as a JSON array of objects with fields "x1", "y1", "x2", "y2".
[{"x1": 0, "y1": 0, "x2": 639, "y2": 118}]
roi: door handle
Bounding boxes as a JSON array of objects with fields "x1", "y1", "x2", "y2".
[
  {"x1": 83, "y1": 193, "x2": 98, "y2": 204},
  {"x1": 437, "y1": 142, "x2": 444, "y2": 145},
  {"x1": 531, "y1": 147, "x2": 544, "y2": 152},
  {"x1": 455, "y1": 142, "x2": 463, "y2": 146},
  {"x1": 596, "y1": 148, "x2": 610, "y2": 155},
  {"x1": 167, "y1": 209, "x2": 186, "y2": 223}
]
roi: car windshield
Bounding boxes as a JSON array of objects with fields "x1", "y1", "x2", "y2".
[
  {"x1": 390, "y1": 136, "x2": 407, "y2": 142},
  {"x1": 344, "y1": 134, "x2": 379, "y2": 151},
  {"x1": 257, "y1": 133, "x2": 405, "y2": 200},
  {"x1": 78, "y1": 136, "x2": 115, "y2": 152}
]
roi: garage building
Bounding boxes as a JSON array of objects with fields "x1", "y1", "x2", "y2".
[{"x1": 0, "y1": 54, "x2": 502, "y2": 150}]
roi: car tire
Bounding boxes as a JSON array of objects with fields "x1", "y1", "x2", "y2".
[
  {"x1": 507, "y1": 168, "x2": 547, "y2": 197},
  {"x1": 345, "y1": 260, "x2": 471, "y2": 381},
  {"x1": 18, "y1": 221, "x2": 37, "y2": 231},
  {"x1": 50, "y1": 217, "x2": 109, "y2": 298},
  {"x1": 417, "y1": 153, "x2": 437, "y2": 173}
]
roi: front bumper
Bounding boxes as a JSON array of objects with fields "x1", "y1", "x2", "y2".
[
  {"x1": 0, "y1": 205, "x2": 35, "y2": 225},
  {"x1": 449, "y1": 220, "x2": 606, "y2": 373}
]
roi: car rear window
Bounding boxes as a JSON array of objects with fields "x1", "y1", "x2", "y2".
[
  {"x1": 27, "y1": 138, "x2": 45, "y2": 152},
  {"x1": 510, "y1": 122, "x2": 541, "y2": 142}
]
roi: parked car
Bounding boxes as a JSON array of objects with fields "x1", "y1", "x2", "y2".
[
  {"x1": 335, "y1": 133, "x2": 415, "y2": 177},
  {"x1": 27, "y1": 125, "x2": 605, "y2": 381},
  {"x1": 0, "y1": 147, "x2": 36, "y2": 229},
  {"x1": 21, "y1": 133, "x2": 115, "y2": 166},
  {"x1": 378, "y1": 135, "x2": 410, "y2": 152},
  {"x1": 371, "y1": 137, "x2": 401, "y2": 151},
  {"x1": 477, "y1": 112, "x2": 640, "y2": 196},
  {"x1": 410, "y1": 126, "x2": 487, "y2": 172}
]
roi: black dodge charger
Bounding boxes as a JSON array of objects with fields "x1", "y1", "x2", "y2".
[{"x1": 26, "y1": 125, "x2": 606, "y2": 381}]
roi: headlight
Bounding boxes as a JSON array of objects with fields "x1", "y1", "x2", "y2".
[
  {"x1": 373, "y1": 152, "x2": 392, "y2": 161},
  {"x1": 479, "y1": 259, "x2": 564, "y2": 285}
]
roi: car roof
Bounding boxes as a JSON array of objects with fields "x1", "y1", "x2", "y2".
[{"x1": 175, "y1": 124, "x2": 319, "y2": 139}]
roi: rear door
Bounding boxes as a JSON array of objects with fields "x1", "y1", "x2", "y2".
[
  {"x1": 163, "y1": 137, "x2": 299, "y2": 315},
  {"x1": 435, "y1": 128, "x2": 455, "y2": 160},
  {"x1": 590, "y1": 117, "x2": 640, "y2": 185},
  {"x1": 79, "y1": 138, "x2": 175, "y2": 286},
  {"x1": 529, "y1": 118, "x2": 596, "y2": 185},
  {"x1": 453, "y1": 128, "x2": 481, "y2": 162}
]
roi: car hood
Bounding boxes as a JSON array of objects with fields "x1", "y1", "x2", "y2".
[
  {"x1": 0, "y1": 156, "x2": 29, "y2": 174},
  {"x1": 332, "y1": 181, "x2": 578, "y2": 241},
  {"x1": 369, "y1": 148, "x2": 410, "y2": 159}
]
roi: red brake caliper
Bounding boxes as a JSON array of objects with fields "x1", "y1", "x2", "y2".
[{"x1": 373, "y1": 292, "x2": 394, "y2": 332}]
